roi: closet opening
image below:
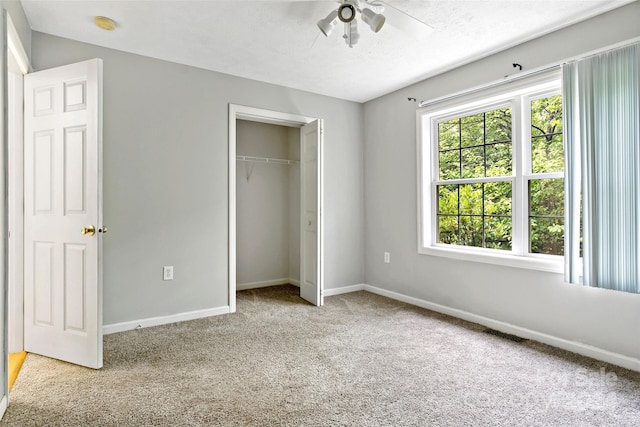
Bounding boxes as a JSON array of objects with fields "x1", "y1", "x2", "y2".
[
  {"x1": 236, "y1": 120, "x2": 300, "y2": 293},
  {"x1": 228, "y1": 105, "x2": 324, "y2": 312}
]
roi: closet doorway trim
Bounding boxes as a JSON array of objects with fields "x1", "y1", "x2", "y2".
[{"x1": 228, "y1": 104, "x2": 320, "y2": 312}]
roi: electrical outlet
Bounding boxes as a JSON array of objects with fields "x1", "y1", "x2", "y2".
[
  {"x1": 384, "y1": 252, "x2": 390, "y2": 263},
  {"x1": 163, "y1": 266, "x2": 174, "y2": 281}
]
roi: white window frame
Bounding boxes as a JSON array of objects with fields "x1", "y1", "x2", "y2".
[{"x1": 417, "y1": 72, "x2": 564, "y2": 273}]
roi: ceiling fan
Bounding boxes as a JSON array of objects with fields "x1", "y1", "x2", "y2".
[{"x1": 317, "y1": 0, "x2": 432, "y2": 48}]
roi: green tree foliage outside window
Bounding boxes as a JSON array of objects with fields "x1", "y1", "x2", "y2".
[
  {"x1": 437, "y1": 107, "x2": 513, "y2": 250},
  {"x1": 529, "y1": 95, "x2": 564, "y2": 255},
  {"x1": 435, "y1": 94, "x2": 564, "y2": 255},
  {"x1": 437, "y1": 182, "x2": 512, "y2": 249}
]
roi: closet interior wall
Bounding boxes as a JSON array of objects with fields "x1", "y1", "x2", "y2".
[{"x1": 236, "y1": 120, "x2": 301, "y2": 289}]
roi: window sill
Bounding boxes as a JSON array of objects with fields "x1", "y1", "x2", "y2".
[{"x1": 419, "y1": 245, "x2": 564, "y2": 274}]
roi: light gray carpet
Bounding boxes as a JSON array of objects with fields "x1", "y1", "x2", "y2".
[{"x1": 3, "y1": 285, "x2": 639, "y2": 426}]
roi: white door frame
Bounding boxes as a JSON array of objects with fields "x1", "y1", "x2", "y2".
[
  {"x1": 1, "y1": 9, "x2": 8, "y2": 418},
  {"x1": 3, "y1": 10, "x2": 30, "y2": 417},
  {"x1": 228, "y1": 104, "x2": 323, "y2": 312},
  {"x1": 6, "y1": 14, "x2": 29, "y2": 354}
]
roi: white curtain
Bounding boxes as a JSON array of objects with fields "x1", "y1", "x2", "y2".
[{"x1": 563, "y1": 43, "x2": 640, "y2": 293}]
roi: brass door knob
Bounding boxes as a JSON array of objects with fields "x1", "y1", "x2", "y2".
[
  {"x1": 99, "y1": 226, "x2": 108, "y2": 234},
  {"x1": 81, "y1": 225, "x2": 96, "y2": 236}
]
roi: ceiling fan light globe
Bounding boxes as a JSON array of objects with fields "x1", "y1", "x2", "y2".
[
  {"x1": 317, "y1": 19, "x2": 335, "y2": 37},
  {"x1": 361, "y1": 8, "x2": 385, "y2": 33},
  {"x1": 317, "y1": 10, "x2": 338, "y2": 37}
]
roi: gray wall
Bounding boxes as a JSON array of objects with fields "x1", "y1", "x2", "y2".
[
  {"x1": 31, "y1": 32, "x2": 364, "y2": 325},
  {"x1": 363, "y1": 2, "x2": 640, "y2": 360},
  {"x1": 236, "y1": 120, "x2": 300, "y2": 285}
]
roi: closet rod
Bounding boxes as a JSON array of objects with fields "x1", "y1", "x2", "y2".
[{"x1": 236, "y1": 155, "x2": 298, "y2": 165}]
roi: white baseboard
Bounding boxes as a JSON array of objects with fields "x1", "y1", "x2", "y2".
[
  {"x1": 103, "y1": 306, "x2": 230, "y2": 335},
  {"x1": 324, "y1": 284, "x2": 365, "y2": 296},
  {"x1": 237, "y1": 278, "x2": 299, "y2": 291},
  {"x1": 361, "y1": 284, "x2": 640, "y2": 373}
]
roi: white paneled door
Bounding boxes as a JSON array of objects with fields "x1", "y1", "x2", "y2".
[
  {"x1": 300, "y1": 120, "x2": 323, "y2": 306},
  {"x1": 24, "y1": 59, "x2": 103, "y2": 369}
]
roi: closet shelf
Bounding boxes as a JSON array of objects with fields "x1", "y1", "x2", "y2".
[{"x1": 236, "y1": 155, "x2": 298, "y2": 165}]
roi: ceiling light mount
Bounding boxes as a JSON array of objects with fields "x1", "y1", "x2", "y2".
[
  {"x1": 318, "y1": 0, "x2": 386, "y2": 48},
  {"x1": 94, "y1": 16, "x2": 116, "y2": 31},
  {"x1": 338, "y1": 3, "x2": 356, "y2": 23}
]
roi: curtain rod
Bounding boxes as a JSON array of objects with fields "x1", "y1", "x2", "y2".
[
  {"x1": 417, "y1": 64, "x2": 560, "y2": 108},
  {"x1": 417, "y1": 38, "x2": 640, "y2": 109}
]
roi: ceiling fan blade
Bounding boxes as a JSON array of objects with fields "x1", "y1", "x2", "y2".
[{"x1": 378, "y1": 1, "x2": 433, "y2": 38}]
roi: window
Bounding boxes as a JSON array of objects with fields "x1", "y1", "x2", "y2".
[
  {"x1": 418, "y1": 75, "x2": 564, "y2": 271},
  {"x1": 436, "y1": 106, "x2": 513, "y2": 251},
  {"x1": 528, "y1": 94, "x2": 564, "y2": 256}
]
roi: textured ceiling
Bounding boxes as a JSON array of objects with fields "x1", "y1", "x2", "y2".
[{"x1": 20, "y1": 0, "x2": 634, "y2": 102}]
